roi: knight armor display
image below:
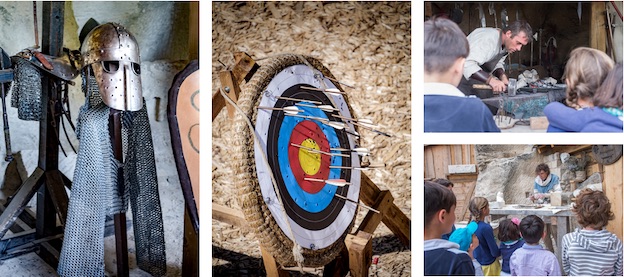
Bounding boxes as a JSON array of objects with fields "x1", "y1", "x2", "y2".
[{"x1": 81, "y1": 22, "x2": 142, "y2": 111}]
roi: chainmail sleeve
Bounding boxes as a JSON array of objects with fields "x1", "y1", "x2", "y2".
[{"x1": 58, "y1": 73, "x2": 166, "y2": 276}]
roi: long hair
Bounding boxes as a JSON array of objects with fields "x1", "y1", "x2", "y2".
[
  {"x1": 593, "y1": 63, "x2": 623, "y2": 109},
  {"x1": 468, "y1": 197, "x2": 489, "y2": 222},
  {"x1": 563, "y1": 47, "x2": 614, "y2": 108}
]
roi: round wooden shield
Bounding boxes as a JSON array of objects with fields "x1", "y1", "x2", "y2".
[{"x1": 592, "y1": 145, "x2": 623, "y2": 165}]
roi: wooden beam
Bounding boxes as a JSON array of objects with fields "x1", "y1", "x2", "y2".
[
  {"x1": 360, "y1": 174, "x2": 411, "y2": 247},
  {"x1": 188, "y1": 2, "x2": 199, "y2": 60},
  {"x1": 604, "y1": 157, "x2": 623, "y2": 240},
  {"x1": 212, "y1": 89, "x2": 227, "y2": 121},
  {"x1": 345, "y1": 231, "x2": 373, "y2": 277},
  {"x1": 260, "y1": 246, "x2": 290, "y2": 277},
  {"x1": 212, "y1": 204, "x2": 247, "y2": 228},
  {"x1": 590, "y1": 2, "x2": 608, "y2": 52}
]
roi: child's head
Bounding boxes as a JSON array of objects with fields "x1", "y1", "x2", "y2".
[
  {"x1": 432, "y1": 178, "x2": 454, "y2": 191},
  {"x1": 563, "y1": 47, "x2": 614, "y2": 107},
  {"x1": 573, "y1": 189, "x2": 614, "y2": 230},
  {"x1": 519, "y1": 215, "x2": 545, "y2": 244},
  {"x1": 593, "y1": 63, "x2": 623, "y2": 109},
  {"x1": 424, "y1": 17, "x2": 469, "y2": 86},
  {"x1": 498, "y1": 218, "x2": 522, "y2": 242},
  {"x1": 468, "y1": 197, "x2": 489, "y2": 221},
  {"x1": 425, "y1": 181, "x2": 456, "y2": 234},
  {"x1": 449, "y1": 221, "x2": 479, "y2": 252}
]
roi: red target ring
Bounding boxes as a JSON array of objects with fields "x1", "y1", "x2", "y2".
[{"x1": 288, "y1": 120, "x2": 330, "y2": 194}]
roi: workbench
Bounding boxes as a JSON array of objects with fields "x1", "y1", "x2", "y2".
[{"x1": 481, "y1": 90, "x2": 566, "y2": 119}]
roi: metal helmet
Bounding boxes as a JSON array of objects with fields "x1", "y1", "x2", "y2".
[{"x1": 81, "y1": 22, "x2": 142, "y2": 111}]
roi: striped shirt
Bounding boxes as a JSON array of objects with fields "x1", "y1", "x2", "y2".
[{"x1": 562, "y1": 228, "x2": 623, "y2": 276}]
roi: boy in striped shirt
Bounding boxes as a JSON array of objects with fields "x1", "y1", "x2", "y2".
[{"x1": 562, "y1": 189, "x2": 623, "y2": 275}]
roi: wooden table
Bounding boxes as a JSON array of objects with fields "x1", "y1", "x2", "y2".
[{"x1": 490, "y1": 204, "x2": 576, "y2": 267}]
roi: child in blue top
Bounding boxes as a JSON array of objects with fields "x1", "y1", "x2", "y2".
[
  {"x1": 497, "y1": 218, "x2": 525, "y2": 276},
  {"x1": 469, "y1": 197, "x2": 501, "y2": 276}
]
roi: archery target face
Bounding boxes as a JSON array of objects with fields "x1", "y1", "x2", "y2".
[{"x1": 254, "y1": 64, "x2": 361, "y2": 250}]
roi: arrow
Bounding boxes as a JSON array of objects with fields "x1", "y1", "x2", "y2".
[
  {"x1": 330, "y1": 147, "x2": 370, "y2": 156},
  {"x1": 287, "y1": 114, "x2": 347, "y2": 130},
  {"x1": 334, "y1": 194, "x2": 380, "y2": 213},
  {"x1": 300, "y1": 86, "x2": 346, "y2": 96},
  {"x1": 290, "y1": 143, "x2": 350, "y2": 157},
  {"x1": 304, "y1": 177, "x2": 350, "y2": 187},
  {"x1": 258, "y1": 105, "x2": 302, "y2": 115},
  {"x1": 329, "y1": 165, "x2": 371, "y2": 171},
  {"x1": 295, "y1": 103, "x2": 338, "y2": 112},
  {"x1": 275, "y1": 96, "x2": 323, "y2": 105}
]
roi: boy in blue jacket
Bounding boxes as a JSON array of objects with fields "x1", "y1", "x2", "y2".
[{"x1": 425, "y1": 181, "x2": 475, "y2": 275}]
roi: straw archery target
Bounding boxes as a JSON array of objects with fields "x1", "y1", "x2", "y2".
[{"x1": 254, "y1": 64, "x2": 361, "y2": 250}]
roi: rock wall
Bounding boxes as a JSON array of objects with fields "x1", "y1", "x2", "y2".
[
  {"x1": 474, "y1": 145, "x2": 543, "y2": 204},
  {"x1": 474, "y1": 145, "x2": 599, "y2": 206}
]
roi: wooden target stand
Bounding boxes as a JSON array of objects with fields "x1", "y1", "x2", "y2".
[{"x1": 212, "y1": 52, "x2": 410, "y2": 276}]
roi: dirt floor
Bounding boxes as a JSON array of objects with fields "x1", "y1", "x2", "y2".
[{"x1": 212, "y1": 2, "x2": 411, "y2": 276}]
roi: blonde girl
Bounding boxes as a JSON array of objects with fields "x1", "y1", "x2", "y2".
[{"x1": 469, "y1": 197, "x2": 501, "y2": 276}]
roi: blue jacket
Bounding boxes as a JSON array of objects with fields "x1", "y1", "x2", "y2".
[
  {"x1": 474, "y1": 221, "x2": 501, "y2": 266},
  {"x1": 425, "y1": 95, "x2": 501, "y2": 132},
  {"x1": 544, "y1": 102, "x2": 623, "y2": 132},
  {"x1": 534, "y1": 174, "x2": 560, "y2": 194},
  {"x1": 424, "y1": 239, "x2": 476, "y2": 275},
  {"x1": 500, "y1": 239, "x2": 525, "y2": 273}
]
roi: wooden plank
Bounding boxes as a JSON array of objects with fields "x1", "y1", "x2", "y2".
[
  {"x1": 212, "y1": 204, "x2": 247, "y2": 228},
  {"x1": 590, "y1": 2, "x2": 608, "y2": 52},
  {"x1": 424, "y1": 146, "x2": 435, "y2": 179},
  {"x1": 360, "y1": 174, "x2": 410, "y2": 247},
  {"x1": 212, "y1": 89, "x2": 227, "y2": 121},
  {"x1": 358, "y1": 191, "x2": 392, "y2": 235},
  {"x1": 530, "y1": 116, "x2": 549, "y2": 130},
  {"x1": 604, "y1": 157, "x2": 622, "y2": 240},
  {"x1": 432, "y1": 146, "x2": 448, "y2": 178},
  {"x1": 260, "y1": 246, "x2": 290, "y2": 277},
  {"x1": 360, "y1": 174, "x2": 382, "y2": 205},
  {"x1": 470, "y1": 145, "x2": 476, "y2": 165},
  {"x1": 0, "y1": 168, "x2": 45, "y2": 239},
  {"x1": 381, "y1": 204, "x2": 411, "y2": 247},
  {"x1": 44, "y1": 170, "x2": 68, "y2": 226},
  {"x1": 182, "y1": 208, "x2": 199, "y2": 277},
  {"x1": 345, "y1": 231, "x2": 373, "y2": 277},
  {"x1": 232, "y1": 52, "x2": 260, "y2": 83},
  {"x1": 218, "y1": 71, "x2": 241, "y2": 119},
  {"x1": 188, "y1": 2, "x2": 199, "y2": 60}
]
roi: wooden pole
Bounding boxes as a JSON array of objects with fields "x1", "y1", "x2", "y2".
[
  {"x1": 590, "y1": 2, "x2": 608, "y2": 52},
  {"x1": 109, "y1": 110, "x2": 129, "y2": 277}
]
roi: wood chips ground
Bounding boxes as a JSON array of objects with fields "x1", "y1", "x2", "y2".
[{"x1": 212, "y1": 2, "x2": 411, "y2": 276}]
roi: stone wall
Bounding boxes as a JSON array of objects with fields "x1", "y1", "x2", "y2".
[{"x1": 473, "y1": 145, "x2": 589, "y2": 205}]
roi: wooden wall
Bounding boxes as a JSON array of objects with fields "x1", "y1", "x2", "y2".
[
  {"x1": 604, "y1": 156, "x2": 623, "y2": 240},
  {"x1": 424, "y1": 145, "x2": 476, "y2": 179}
]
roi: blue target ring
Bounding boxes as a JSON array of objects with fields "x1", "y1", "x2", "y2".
[{"x1": 277, "y1": 103, "x2": 342, "y2": 213}]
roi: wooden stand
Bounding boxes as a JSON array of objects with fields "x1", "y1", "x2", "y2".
[
  {"x1": 212, "y1": 52, "x2": 411, "y2": 277},
  {"x1": 109, "y1": 110, "x2": 129, "y2": 277},
  {"x1": 0, "y1": 4, "x2": 130, "y2": 276},
  {"x1": 0, "y1": 3, "x2": 68, "y2": 267}
]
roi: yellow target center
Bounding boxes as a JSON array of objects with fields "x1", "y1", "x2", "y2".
[{"x1": 299, "y1": 138, "x2": 321, "y2": 175}]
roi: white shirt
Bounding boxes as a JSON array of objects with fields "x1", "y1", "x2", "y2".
[
  {"x1": 424, "y1": 82, "x2": 469, "y2": 97},
  {"x1": 464, "y1": 28, "x2": 509, "y2": 79}
]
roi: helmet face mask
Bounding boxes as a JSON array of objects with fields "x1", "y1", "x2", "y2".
[{"x1": 81, "y1": 23, "x2": 143, "y2": 111}]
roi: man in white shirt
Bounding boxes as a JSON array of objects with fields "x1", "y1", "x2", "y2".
[
  {"x1": 458, "y1": 21, "x2": 533, "y2": 95},
  {"x1": 424, "y1": 17, "x2": 500, "y2": 132}
]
